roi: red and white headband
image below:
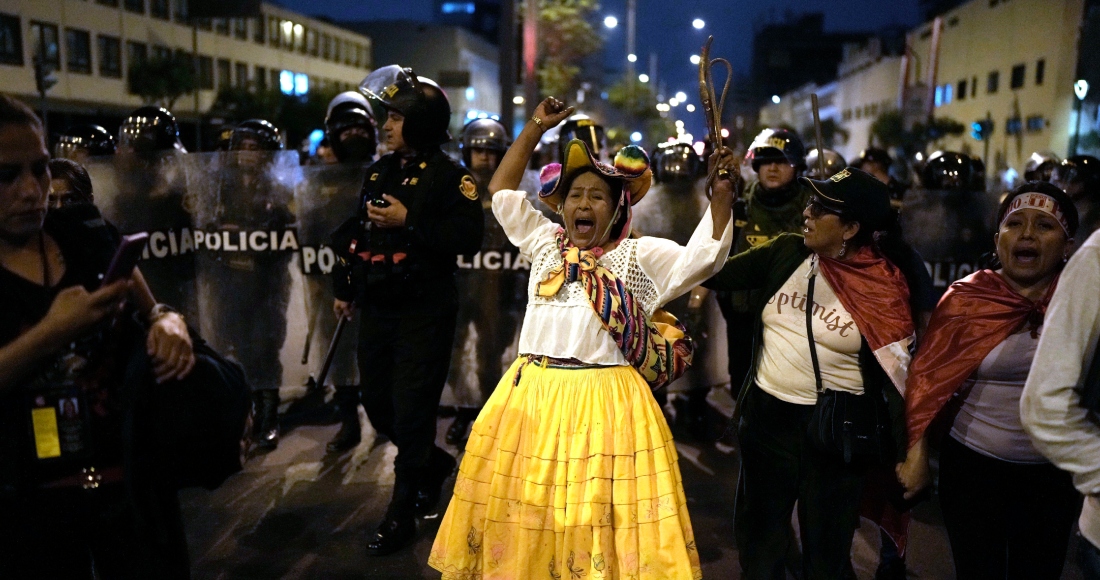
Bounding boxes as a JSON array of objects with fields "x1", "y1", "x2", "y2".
[{"x1": 1001, "y1": 192, "x2": 1071, "y2": 236}]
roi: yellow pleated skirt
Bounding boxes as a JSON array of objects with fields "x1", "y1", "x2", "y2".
[{"x1": 429, "y1": 357, "x2": 703, "y2": 580}]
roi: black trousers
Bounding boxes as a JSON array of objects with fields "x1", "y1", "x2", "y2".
[
  {"x1": 357, "y1": 311, "x2": 457, "y2": 512},
  {"x1": 938, "y1": 436, "x2": 1082, "y2": 580},
  {"x1": 0, "y1": 484, "x2": 189, "y2": 579},
  {"x1": 735, "y1": 386, "x2": 867, "y2": 580}
]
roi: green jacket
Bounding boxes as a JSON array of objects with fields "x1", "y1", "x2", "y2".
[
  {"x1": 705, "y1": 233, "x2": 908, "y2": 462},
  {"x1": 726, "y1": 179, "x2": 814, "y2": 312}
]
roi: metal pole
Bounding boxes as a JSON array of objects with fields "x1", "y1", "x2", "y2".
[
  {"x1": 925, "y1": 17, "x2": 943, "y2": 124},
  {"x1": 193, "y1": 22, "x2": 202, "y2": 151},
  {"x1": 811, "y1": 93, "x2": 826, "y2": 176},
  {"x1": 500, "y1": 0, "x2": 516, "y2": 134},
  {"x1": 523, "y1": 0, "x2": 539, "y2": 116},
  {"x1": 626, "y1": 0, "x2": 636, "y2": 78}
]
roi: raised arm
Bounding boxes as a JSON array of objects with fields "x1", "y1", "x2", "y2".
[{"x1": 489, "y1": 97, "x2": 574, "y2": 195}]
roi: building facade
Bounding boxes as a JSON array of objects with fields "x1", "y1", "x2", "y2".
[{"x1": 1, "y1": 0, "x2": 372, "y2": 139}]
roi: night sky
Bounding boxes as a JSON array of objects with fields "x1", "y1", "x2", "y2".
[{"x1": 274, "y1": 0, "x2": 921, "y2": 138}]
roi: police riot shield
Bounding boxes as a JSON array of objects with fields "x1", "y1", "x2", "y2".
[
  {"x1": 295, "y1": 163, "x2": 367, "y2": 388},
  {"x1": 898, "y1": 187, "x2": 1000, "y2": 299},
  {"x1": 181, "y1": 151, "x2": 301, "y2": 392},
  {"x1": 85, "y1": 150, "x2": 199, "y2": 322}
]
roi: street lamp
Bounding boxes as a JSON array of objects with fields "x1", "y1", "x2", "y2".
[
  {"x1": 627, "y1": 53, "x2": 637, "y2": 63},
  {"x1": 771, "y1": 95, "x2": 781, "y2": 104},
  {"x1": 675, "y1": 91, "x2": 687, "y2": 102},
  {"x1": 689, "y1": 54, "x2": 700, "y2": 65},
  {"x1": 638, "y1": 73, "x2": 649, "y2": 83},
  {"x1": 631, "y1": 131, "x2": 643, "y2": 142},
  {"x1": 692, "y1": 18, "x2": 705, "y2": 29},
  {"x1": 686, "y1": 104, "x2": 696, "y2": 112},
  {"x1": 604, "y1": 15, "x2": 618, "y2": 29}
]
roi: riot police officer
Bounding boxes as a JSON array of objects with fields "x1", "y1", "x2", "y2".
[
  {"x1": 201, "y1": 119, "x2": 294, "y2": 450},
  {"x1": 558, "y1": 113, "x2": 606, "y2": 160},
  {"x1": 54, "y1": 124, "x2": 116, "y2": 162},
  {"x1": 321, "y1": 90, "x2": 378, "y2": 454},
  {"x1": 1052, "y1": 155, "x2": 1100, "y2": 240},
  {"x1": 113, "y1": 106, "x2": 196, "y2": 321},
  {"x1": 445, "y1": 118, "x2": 516, "y2": 445},
  {"x1": 333, "y1": 67, "x2": 483, "y2": 555},
  {"x1": 1024, "y1": 151, "x2": 1060, "y2": 182},
  {"x1": 852, "y1": 147, "x2": 910, "y2": 209}
]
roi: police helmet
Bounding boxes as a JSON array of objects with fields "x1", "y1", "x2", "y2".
[
  {"x1": 230, "y1": 119, "x2": 283, "y2": 151},
  {"x1": 804, "y1": 148, "x2": 847, "y2": 179},
  {"x1": 1023, "y1": 151, "x2": 1060, "y2": 182},
  {"x1": 852, "y1": 148, "x2": 893, "y2": 171},
  {"x1": 921, "y1": 151, "x2": 973, "y2": 191},
  {"x1": 460, "y1": 118, "x2": 509, "y2": 167},
  {"x1": 559, "y1": 114, "x2": 606, "y2": 160},
  {"x1": 746, "y1": 128, "x2": 806, "y2": 172},
  {"x1": 119, "y1": 106, "x2": 181, "y2": 154},
  {"x1": 361, "y1": 67, "x2": 451, "y2": 150},
  {"x1": 655, "y1": 143, "x2": 701, "y2": 183},
  {"x1": 324, "y1": 92, "x2": 377, "y2": 163},
  {"x1": 54, "y1": 124, "x2": 116, "y2": 159},
  {"x1": 969, "y1": 157, "x2": 987, "y2": 192},
  {"x1": 1052, "y1": 155, "x2": 1100, "y2": 198}
]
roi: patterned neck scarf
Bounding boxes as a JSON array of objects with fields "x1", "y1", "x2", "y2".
[{"x1": 536, "y1": 228, "x2": 693, "y2": 390}]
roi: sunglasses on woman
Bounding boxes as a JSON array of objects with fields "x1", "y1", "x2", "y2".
[{"x1": 805, "y1": 196, "x2": 845, "y2": 219}]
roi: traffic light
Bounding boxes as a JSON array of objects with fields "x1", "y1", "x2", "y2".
[
  {"x1": 34, "y1": 59, "x2": 57, "y2": 94},
  {"x1": 971, "y1": 119, "x2": 993, "y2": 141}
]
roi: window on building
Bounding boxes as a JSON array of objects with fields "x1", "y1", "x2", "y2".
[
  {"x1": 97, "y1": 35, "x2": 121, "y2": 77},
  {"x1": 280, "y1": 20, "x2": 293, "y2": 50},
  {"x1": 307, "y1": 28, "x2": 318, "y2": 56},
  {"x1": 352, "y1": 43, "x2": 361, "y2": 67},
  {"x1": 987, "y1": 70, "x2": 999, "y2": 94},
  {"x1": 295, "y1": 24, "x2": 305, "y2": 53},
  {"x1": 233, "y1": 19, "x2": 248, "y2": 40},
  {"x1": 124, "y1": 0, "x2": 145, "y2": 14},
  {"x1": 268, "y1": 17, "x2": 279, "y2": 47},
  {"x1": 1010, "y1": 64, "x2": 1025, "y2": 89},
  {"x1": 198, "y1": 55, "x2": 213, "y2": 89},
  {"x1": 1026, "y1": 115, "x2": 1045, "y2": 132},
  {"x1": 972, "y1": 76, "x2": 978, "y2": 97},
  {"x1": 235, "y1": 61, "x2": 248, "y2": 87},
  {"x1": 958, "y1": 79, "x2": 967, "y2": 101},
  {"x1": 30, "y1": 22, "x2": 60, "y2": 69},
  {"x1": 0, "y1": 13, "x2": 22, "y2": 66},
  {"x1": 345, "y1": 40, "x2": 353, "y2": 65},
  {"x1": 153, "y1": 44, "x2": 171, "y2": 60},
  {"x1": 269, "y1": 68, "x2": 279, "y2": 91},
  {"x1": 215, "y1": 19, "x2": 229, "y2": 36},
  {"x1": 216, "y1": 58, "x2": 230, "y2": 88},
  {"x1": 65, "y1": 28, "x2": 91, "y2": 74},
  {"x1": 1036, "y1": 59, "x2": 1045, "y2": 86},
  {"x1": 174, "y1": 0, "x2": 188, "y2": 23},
  {"x1": 197, "y1": 19, "x2": 212, "y2": 31},
  {"x1": 151, "y1": 0, "x2": 170, "y2": 19},
  {"x1": 96, "y1": 0, "x2": 120, "y2": 7},
  {"x1": 1005, "y1": 117, "x2": 1022, "y2": 135},
  {"x1": 253, "y1": 16, "x2": 264, "y2": 43},
  {"x1": 126, "y1": 41, "x2": 147, "y2": 68},
  {"x1": 333, "y1": 36, "x2": 342, "y2": 62},
  {"x1": 255, "y1": 65, "x2": 266, "y2": 89},
  {"x1": 441, "y1": 2, "x2": 475, "y2": 13},
  {"x1": 934, "y1": 85, "x2": 944, "y2": 107},
  {"x1": 321, "y1": 34, "x2": 331, "y2": 59},
  {"x1": 855, "y1": 107, "x2": 862, "y2": 120}
]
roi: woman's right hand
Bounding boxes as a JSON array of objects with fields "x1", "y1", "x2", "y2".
[
  {"x1": 532, "y1": 97, "x2": 575, "y2": 132},
  {"x1": 895, "y1": 440, "x2": 932, "y2": 500},
  {"x1": 334, "y1": 299, "x2": 355, "y2": 320},
  {"x1": 42, "y1": 281, "x2": 130, "y2": 342}
]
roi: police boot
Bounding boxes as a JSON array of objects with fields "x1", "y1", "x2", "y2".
[
  {"x1": 255, "y1": 390, "x2": 280, "y2": 451},
  {"x1": 327, "y1": 385, "x2": 362, "y2": 454},
  {"x1": 366, "y1": 476, "x2": 418, "y2": 556},
  {"x1": 414, "y1": 446, "x2": 457, "y2": 516}
]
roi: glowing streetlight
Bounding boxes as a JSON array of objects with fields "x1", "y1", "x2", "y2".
[
  {"x1": 630, "y1": 131, "x2": 643, "y2": 143},
  {"x1": 771, "y1": 95, "x2": 781, "y2": 104},
  {"x1": 689, "y1": 54, "x2": 701, "y2": 65},
  {"x1": 638, "y1": 73, "x2": 649, "y2": 83},
  {"x1": 669, "y1": 98, "x2": 680, "y2": 107},
  {"x1": 512, "y1": 96, "x2": 525, "y2": 105},
  {"x1": 627, "y1": 53, "x2": 637, "y2": 63},
  {"x1": 604, "y1": 15, "x2": 619, "y2": 29},
  {"x1": 692, "y1": 18, "x2": 705, "y2": 29},
  {"x1": 675, "y1": 91, "x2": 687, "y2": 102},
  {"x1": 686, "y1": 104, "x2": 696, "y2": 112}
]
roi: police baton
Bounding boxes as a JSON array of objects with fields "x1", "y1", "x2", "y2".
[{"x1": 316, "y1": 315, "x2": 349, "y2": 389}]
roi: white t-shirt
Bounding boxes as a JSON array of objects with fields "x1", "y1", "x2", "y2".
[{"x1": 755, "y1": 255, "x2": 864, "y2": 405}]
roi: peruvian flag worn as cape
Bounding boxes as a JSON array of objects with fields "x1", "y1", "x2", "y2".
[
  {"x1": 904, "y1": 269, "x2": 1056, "y2": 449},
  {"x1": 818, "y1": 245, "x2": 915, "y2": 396}
]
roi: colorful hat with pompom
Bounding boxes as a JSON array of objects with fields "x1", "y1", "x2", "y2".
[{"x1": 538, "y1": 139, "x2": 652, "y2": 210}]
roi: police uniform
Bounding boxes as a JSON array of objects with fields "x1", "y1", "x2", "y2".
[{"x1": 332, "y1": 147, "x2": 483, "y2": 523}]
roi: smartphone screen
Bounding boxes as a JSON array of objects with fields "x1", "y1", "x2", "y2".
[{"x1": 100, "y1": 232, "x2": 149, "y2": 287}]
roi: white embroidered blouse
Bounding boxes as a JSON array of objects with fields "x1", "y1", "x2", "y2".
[{"x1": 492, "y1": 189, "x2": 734, "y2": 366}]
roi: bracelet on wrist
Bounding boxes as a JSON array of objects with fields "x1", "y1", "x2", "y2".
[{"x1": 530, "y1": 115, "x2": 545, "y2": 131}]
